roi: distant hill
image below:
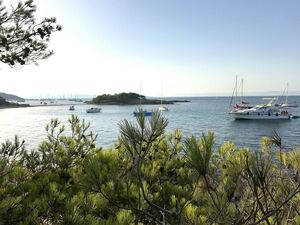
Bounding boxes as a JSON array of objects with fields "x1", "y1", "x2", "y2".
[
  {"x1": 0, "y1": 96, "x2": 10, "y2": 106},
  {"x1": 0, "y1": 92, "x2": 25, "y2": 102},
  {"x1": 0, "y1": 96, "x2": 29, "y2": 108}
]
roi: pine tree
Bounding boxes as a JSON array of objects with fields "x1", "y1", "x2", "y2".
[{"x1": 0, "y1": 0, "x2": 61, "y2": 67}]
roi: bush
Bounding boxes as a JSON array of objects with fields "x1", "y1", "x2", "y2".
[{"x1": 1, "y1": 112, "x2": 300, "y2": 224}]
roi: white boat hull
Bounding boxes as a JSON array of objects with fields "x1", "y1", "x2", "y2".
[
  {"x1": 230, "y1": 112, "x2": 292, "y2": 120},
  {"x1": 281, "y1": 103, "x2": 298, "y2": 108},
  {"x1": 86, "y1": 108, "x2": 101, "y2": 113},
  {"x1": 159, "y1": 106, "x2": 168, "y2": 111}
]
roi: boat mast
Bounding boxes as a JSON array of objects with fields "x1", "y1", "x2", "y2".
[
  {"x1": 235, "y1": 75, "x2": 238, "y2": 104},
  {"x1": 161, "y1": 80, "x2": 163, "y2": 106},
  {"x1": 241, "y1": 79, "x2": 243, "y2": 103},
  {"x1": 286, "y1": 82, "x2": 288, "y2": 104},
  {"x1": 139, "y1": 82, "x2": 142, "y2": 106},
  {"x1": 229, "y1": 75, "x2": 237, "y2": 110}
]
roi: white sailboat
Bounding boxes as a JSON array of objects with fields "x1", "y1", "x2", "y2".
[
  {"x1": 280, "y1": 83, "x2": 298, "y2": 108},
  {"x1": 158, "y1": 106, "x2": 169, "y2": 111},
  {"x1": 158, "y1": 81, "x2": 168, "y2": 111}
]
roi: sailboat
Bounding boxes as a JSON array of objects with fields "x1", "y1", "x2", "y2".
[
  {"x1": 158, "y1": 106, "x2": 169, "y2": 111},
  {"x1": 158, "y1": 81, "x2": 168, "y2": 111},
  {"x1": 133, "y1": 83, "x2": 153, "y2": 117},
  {"x1": 280, "y1": 83, "x2": 298, "y2": 108},
  {"x1": 230, "y1": 76, "x2": 253, "y2": 112}
]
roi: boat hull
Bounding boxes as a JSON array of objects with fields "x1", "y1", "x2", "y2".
[
  {"x1": 159, "y1": 106, "x2": 168, "y2": 111},
  {"x1": 86, "y1": 108, "x2": 101, "y2": 113},
  {"x1": 133, "y1": 111, "x2": 152, "y2": 116},
  {"x1": 281, "y1": 103, "x2": 298, "y2": 108},
  {"x1": 230, "y1": 112, "x2": 291, "y2": 120}
]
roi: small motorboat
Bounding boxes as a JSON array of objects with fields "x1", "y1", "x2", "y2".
[
  {"x1": 69, "y1": 105, "x2": 75, "y2": 111},
  {"x1": 86, "y1": 107, "x2": 101, "y2": 113}
]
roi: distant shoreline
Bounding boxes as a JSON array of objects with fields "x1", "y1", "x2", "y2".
[
  {"x1": 0, "y1": 104, "x2": 30, "y2": 109},
  {"x1": 0, "y1": 99, "x2": 190, "y2": 109}
]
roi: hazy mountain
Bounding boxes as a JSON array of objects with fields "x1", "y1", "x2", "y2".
[{"x1": 0, "y1": 92, "x2": 25, "y2": 102}]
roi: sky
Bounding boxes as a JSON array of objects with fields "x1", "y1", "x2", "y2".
[{"x1": 1, "y1": 0, "x2": 300, "y2": 98}]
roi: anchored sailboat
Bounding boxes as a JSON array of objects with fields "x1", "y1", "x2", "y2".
[
  {"x1": 158, "y1": 81, "x2": 168, "y2": 111},
  {"x1": 229, "y1": 76, "x2": 253, "y2": 112},
  {"x1": 280, "y1": 83, "x2": 298, "y2": 108}
]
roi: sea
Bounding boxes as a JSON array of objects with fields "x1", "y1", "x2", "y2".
[{"x1": 1, "y1": 96, "x2": 300, "y2": 151}]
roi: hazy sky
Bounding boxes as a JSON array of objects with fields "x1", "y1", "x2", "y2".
[{"x1": 1, "y1": 0, "x2": 300, "y2": 98}]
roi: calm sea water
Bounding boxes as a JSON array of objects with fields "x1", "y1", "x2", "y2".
[{"x1": 1, "y1": 96, "x2": 300, "y2": 150}]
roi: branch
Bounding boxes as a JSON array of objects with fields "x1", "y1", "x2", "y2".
[
  {"x1": 136, "y1": 157, "x2": 177, "y2": 216},
  {"x1": 249, "y1": 184, "x2": 300, "y2": 225}
]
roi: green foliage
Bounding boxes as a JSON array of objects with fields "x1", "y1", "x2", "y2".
[
  {"x1": 184, "y1": 132, "x2": 214, "y2": 177},
  {"x1": 0, "y1": 0, "x2": 61, "y2": 67},
  {"x1": 0, "y1": 96, "x2": 8, "y2": 105},
  {"x1": 92, "y1": 92, "x2": 145, "y2": 105},
  {"x1": 1, "y1": 113, "x2": 300, "y2": 224}
]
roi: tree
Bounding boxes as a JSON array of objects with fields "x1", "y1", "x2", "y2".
[
  {"x1": 0, "y1": 0, "x2": 61, "y2": 67},
  {"x1": 0, "y1": 96, "x2": 8, "y2": 105}
]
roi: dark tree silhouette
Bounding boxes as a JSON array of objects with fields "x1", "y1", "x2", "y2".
[{"x1": 0, "y1": 0, "x2": 61, "y2": 67}]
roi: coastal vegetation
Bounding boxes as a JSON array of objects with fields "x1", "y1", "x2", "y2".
[
  {"x1": 0, "y1": 92, "x2": 28, "y2": 108},
  {"x1": 92, "y1": 92, "x2": 146, "y2": 105},
  {"x1": 91, "y1": 92, "x2": 188, "y2": 105},
  {"x1": 0, "y1": 96, "x2": 29, "y2": 108},
  {"x1": 0, "y1": 96, "x2": 9, "y2": 106},
  {"x1": 1, "y1": 1, "x2": 299, "y2": 225},
  {"x1": 0, "y1": 92, "x2": 24, "y2": 102},
  {"x1": 1, "y1": 111, "x2": 300, "y2": 225}
]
